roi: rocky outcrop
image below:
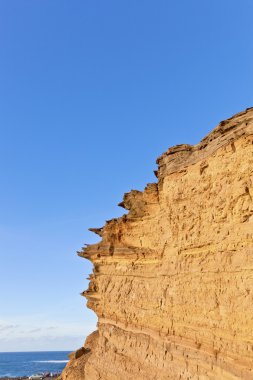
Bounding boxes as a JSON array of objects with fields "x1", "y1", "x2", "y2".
[{"x1": 61, "y1": 108, "x2": 253, "y2": 380}]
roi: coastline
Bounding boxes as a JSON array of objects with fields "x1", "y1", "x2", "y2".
[{"x1": 0, "y1": 351, "x2": 69, "y2": 380}]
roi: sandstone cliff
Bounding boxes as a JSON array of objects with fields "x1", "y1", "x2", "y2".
[{"x1": 61, "y1": 108, "x2": 253, "y2": 380}]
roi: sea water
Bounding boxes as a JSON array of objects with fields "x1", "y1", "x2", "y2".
[{"x1": 0, "y1": 351, "x2": 70, "y2": 378}]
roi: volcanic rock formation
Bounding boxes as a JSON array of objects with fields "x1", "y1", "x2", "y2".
[{"x1": 61, "y1": 108, "x2": 253, "y2": 380}]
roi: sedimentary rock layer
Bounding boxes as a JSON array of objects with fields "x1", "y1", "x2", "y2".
[{"x1": 61, "y1": 108, "x2": 253, "y2": 380}]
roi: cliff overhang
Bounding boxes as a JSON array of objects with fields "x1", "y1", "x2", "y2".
[{"x1": 61, "y1": 107, "x2": 253, "y2": 380}]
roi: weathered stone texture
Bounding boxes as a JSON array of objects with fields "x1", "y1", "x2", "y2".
[{"x1": 61, "y1": 108, "x2": 253, "y2": 380}]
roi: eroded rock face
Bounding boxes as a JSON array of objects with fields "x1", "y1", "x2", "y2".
[{"x1": 61, "y1": 108, "x2": 253, "y2": 380}]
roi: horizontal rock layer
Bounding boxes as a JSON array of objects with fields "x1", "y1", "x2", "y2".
[{"x1": 61, "y1": 107, "x2": 253, "y2": 380}]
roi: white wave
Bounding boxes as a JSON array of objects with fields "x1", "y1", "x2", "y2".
[{"x1": 33, "y1": 360, "x2": 69, "y2": 363}]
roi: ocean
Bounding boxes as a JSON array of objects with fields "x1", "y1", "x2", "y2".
[{"x1": 0, "y1": 351, "x2": 70, "y2": 378}]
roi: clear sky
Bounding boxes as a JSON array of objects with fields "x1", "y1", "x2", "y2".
[{"x1": 0, "y1": 0, "x2": 252, "y2": 352}]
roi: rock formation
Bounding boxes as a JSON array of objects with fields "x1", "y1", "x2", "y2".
[{"x1": 61, "y1": 108, "x2": 253, "y2": 380}]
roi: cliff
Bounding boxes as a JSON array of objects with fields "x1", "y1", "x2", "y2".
[{"x1": 61, "y1": 107, "x2": 253, "y2": 380}]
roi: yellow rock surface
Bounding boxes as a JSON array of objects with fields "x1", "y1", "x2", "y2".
[{"x1": 61, "y1": 108, "x2": 253, "y2": 380}]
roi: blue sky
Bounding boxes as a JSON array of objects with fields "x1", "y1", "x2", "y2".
[{"x1": 0, "y1": 0, "x2": 252, "y2": 351}]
